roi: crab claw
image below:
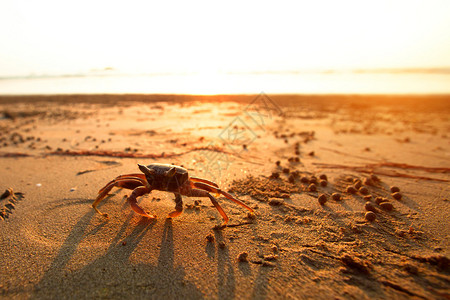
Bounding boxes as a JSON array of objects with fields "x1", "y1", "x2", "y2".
[{"x1": 138, "y1": 164, "x2": 155, "y2": 176}]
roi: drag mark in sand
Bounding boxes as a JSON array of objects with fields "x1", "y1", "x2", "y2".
[{"x1": 49, "y1": 146, "x2": 236, "y2": 159}]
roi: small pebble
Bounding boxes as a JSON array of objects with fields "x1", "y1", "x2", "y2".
[
  {"x1": 122, "y1": 241, "x2": 127, "y2": 246},
  {"x1": 308, "y1": 151, "x2": 314, "y2": 156},
  {"x1": 282, "y1": 168, "x2": 290, "y2": 174},
  {"x1": 380, "y1": 202, "x2": 394, "y2": 211},
  {"x1": 365, "y1": 211, "x2": 376, "y2": 222},
  {"x1": 359, "y1": 186, "x2": 369, "y2": 195},
  {"x1": 300, "y1": 176, "x2": 309, "y2": 183},
  {"x1": 275, "y1": 161, "x2": 281, "y2": 166},
  {"x1": 318, "y1": 194, "x2": 327, "y2": 205},
  {"x1": 392, "y1": 192, "x2": 402, "y2": 200},
  {"x1": 331, "y1": 193, "x2": 342, "y2": 201},
  {"x1": 319, "y1": 174, "x2": 328, "y2": 181},
  {"x1": 364, "y1": 202, "x2": 376, "y2": 212},
  {"x1": 309, "y1": 176, "x2": 317, "y2": 184},
  {"x1": 308, "y1": 184, "x2": 317, "y2": 192},
  {"x1": 390, "y1": 186, "x2": 400, "y2": 193},
  {"x1": 354, "y1": 180, "x2": 362, "y2": 189},
  {"x1": 319, "y1": 180, "x2": 327, "y2": 187},
  {"x1": 346, "y1": 186, "x2": 357, "y2": 194},
  {"x1": 238, "y1": 252, "x2": 249, "y2": 262}
]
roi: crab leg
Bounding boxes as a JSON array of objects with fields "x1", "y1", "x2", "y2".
[
  {"x1": 189, "y1": 177, "x2": 219, "y2": 188},
  {"x1": 93, "y1": 178, "x2": 146, "y2": 217},
  {"x1": 189, "y1": 177, "x2": 220, "y2": 197},
  {"x1": 192, "y1": 182, "x2": 254, "y2": 212},
  {"x1": 188, "y1": 188, "x2": 229, "y2": 227},
  {"x1": 168, "y1": 193, "x2": 183, "y2": 218},
  {"x1": 98, "y1": 174, "x2": 147, "y2": 194},
  {"x1": 127, "y1": 186, "x2": 156, "y2": 219}
]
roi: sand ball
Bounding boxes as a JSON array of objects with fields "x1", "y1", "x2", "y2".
[
  {"x1": 331, "y1": 193, "x2": 342, "y2": 201},
  {"x1": 392, "y1": 192, "x2": 402, "y2": 200},
  {"x1": 365, "y1": 211, "x2": 376, "y2": 222},
  {"x1": 365, "y1": 202, "x2": 376, "y2": 212},
  {"x1": 390, "y1": 186, "x2": 400, "y2": 193},
  {"x1": 359, "y1": 186, "x2": 369, "y2": 195},
  {"x1": 346, "y1": 186, "x2": 357, "y2": 194},
  {"x1": 380, "y1": 202, "x2": 393, "y2": 211},
  {"x1": 308, "y1": 184, "x2": 317, "y2": 192},
  {"x1": 318, "y1": 194, "x2": 327, "y2": 205}
]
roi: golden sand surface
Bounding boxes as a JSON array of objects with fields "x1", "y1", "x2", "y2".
[{"x1": 0, "y1": 94, "x2": 449, "y2": 299}]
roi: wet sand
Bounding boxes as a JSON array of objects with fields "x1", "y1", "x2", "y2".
[{"x1": 0, "y1": 94, "x2": 449, "y2": 299}]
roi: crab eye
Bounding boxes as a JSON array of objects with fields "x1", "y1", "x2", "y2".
[{"x1": 138, "y1": 164, "x2": 155, "y2": 177}]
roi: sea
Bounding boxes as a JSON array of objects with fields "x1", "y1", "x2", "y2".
[{"x1": 0, "y1": 70, "x2": 449, "y2": 95}]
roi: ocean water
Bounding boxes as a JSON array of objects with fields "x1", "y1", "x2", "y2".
[{"x1": 0, "y1": 71, "x2": 449, "y2": 95}]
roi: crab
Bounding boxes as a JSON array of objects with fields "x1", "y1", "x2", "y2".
[{"x1": 92, "y1": 163, "x2": 254, "y2": 227}]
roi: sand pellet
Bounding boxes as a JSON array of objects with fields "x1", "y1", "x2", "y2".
[
  {"x1": 375, "y1": 197, "x2": 385, "y2": 205},
  {"x1": 365, "y1": 211, "x2": 376, "y2": 222},
  {"x1": 364, "y1": 202, "x2": 376, "y2": 212},
  {"x1": 359, "y1": 187, "x2": 369, "y2": 195},
  {"x1": 331, "y1": 193, "x2": 342, "y2": 201},
  {"x1": 380, "y1": 202, "x2": 394, "y2": 211},
  {"x1": 346, "y1": 186, "x2": 357, "y2": 194},
  {"x1": 390, "y1": 186, "x2": 400, "y2": 193},
  {"x1": 300, "y1": 176, "x2": 309, "y2": 183},
  {"x1": 308, "y1": 184, "x2": 317, "y2": 192},
  {"x1": 392, "y1": 192, "x2": 402, "y2": 200},
  {"x1": 319, "y1": 174, "x2": 328, "y2": 181},
  {"x1": 318, "y1": 194, "x2": 327, "y2": 205}
]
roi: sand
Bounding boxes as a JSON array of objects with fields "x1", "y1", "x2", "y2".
[{"x1": 0, "y1": 94, "x2": 449, "y2": 299}]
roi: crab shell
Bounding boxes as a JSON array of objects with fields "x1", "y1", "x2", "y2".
[{"x1": 138, "y1": 163, "x2": 188, "y2": 191}]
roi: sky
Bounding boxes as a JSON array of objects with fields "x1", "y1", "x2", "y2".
[{"x1": 0, "y1": 0, "x2": 450, "y2": 77}]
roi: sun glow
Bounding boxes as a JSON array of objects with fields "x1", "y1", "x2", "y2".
[{"x1": 0, "y1": 0, "x2": 449, "y2": 94}]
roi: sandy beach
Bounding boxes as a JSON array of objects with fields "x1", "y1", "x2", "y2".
[{"x1": 0, "y1": 94, "x2": 449, "y2": 299}]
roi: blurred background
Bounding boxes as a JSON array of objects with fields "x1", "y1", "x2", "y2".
[{"x1": 1, "y1": 0, "x2": 449, "y2": 95}]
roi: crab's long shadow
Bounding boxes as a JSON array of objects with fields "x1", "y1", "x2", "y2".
[
  {"x1": 211, "y1": 230, "x2": 237, "y2": 300},
  {"x1": 31, "y1": 209, "x2": 203, "y2": 299}
]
